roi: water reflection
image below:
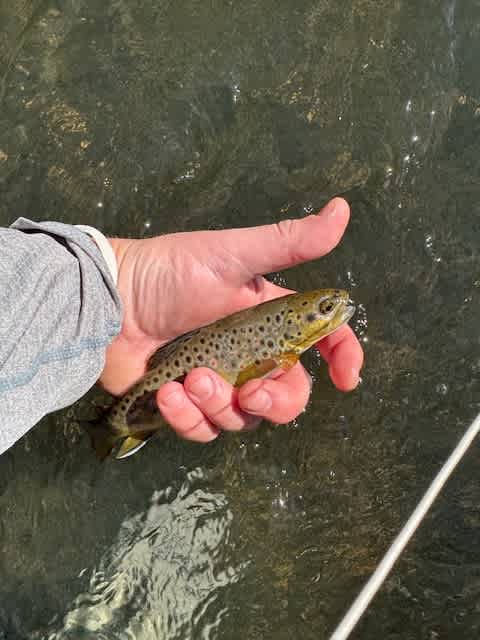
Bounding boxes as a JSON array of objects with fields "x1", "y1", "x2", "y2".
[{"x1": 49, "y1": 469, "x2": 244, "y2": 639}]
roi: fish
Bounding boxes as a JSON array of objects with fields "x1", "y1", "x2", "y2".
[{"x1": 84, "y1": 289, "x2": 355, "y2": 460}]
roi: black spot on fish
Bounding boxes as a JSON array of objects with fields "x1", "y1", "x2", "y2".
[
  {"x1": 153, "y1": 377, "x2": 159, "y2": 383},
  {"x1": 267, "y1": 339, "x2": 274, "y2": 348},
  {"x1": 302, "y1": 300, "x2": 308, "y2": 306},
  {"x1": 266, "y1": 316, "x2": 271, "y2": 323}
]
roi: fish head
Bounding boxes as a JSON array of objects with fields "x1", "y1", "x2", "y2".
[{"x1": 279, "y1": 289, "x2": 355, "y2": 354}]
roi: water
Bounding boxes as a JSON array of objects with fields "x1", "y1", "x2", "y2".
[{"x1": 0, "y1": 0, "x2": 479, "y2": 637}]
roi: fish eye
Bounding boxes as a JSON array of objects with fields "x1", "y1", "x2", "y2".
[{"x1": 319, "y1": 300, "x2": 335, "y2": 314}]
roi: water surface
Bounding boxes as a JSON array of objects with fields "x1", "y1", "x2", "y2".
[{"x1": 0, "y1": 1, "x2": 479, "y2": 638}]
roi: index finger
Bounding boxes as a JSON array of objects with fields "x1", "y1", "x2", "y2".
[{"x1": 316, "y1": 324, "x2": 364, "y2": 391}]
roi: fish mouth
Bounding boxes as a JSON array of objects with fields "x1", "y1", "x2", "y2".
[
  {"x1": 341, "y1": 304, "x2": 356, "y2": 324},
  {"x1": 298, "y1": 302, "x2": 356, "y2": 352}
]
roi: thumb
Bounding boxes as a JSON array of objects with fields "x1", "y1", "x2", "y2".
[{"x1": 216, "y1": 197, "x2": 350, "y2": 277}]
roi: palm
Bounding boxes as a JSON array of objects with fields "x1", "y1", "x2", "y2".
[{"x1": 102, "y1": 231, "x2": 288, "y2": 395}]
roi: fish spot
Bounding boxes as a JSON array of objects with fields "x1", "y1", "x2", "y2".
[
  {"x1": 215, "y1": 344, "x2": 220, "y2": 351},
  {"x1": 287, "y1": 319, "x2": 293, "y2": 325},
  {"x1": 302, "y1": 300, "x2": 308, "y2": 306},
  {"x1": 266, "y1": 316, "x2": 271, "y2": 323},
  {"x1": 200, "y1": 338, "x2": 205, "y2": 344},
  {"x1": 174, "y1": 360, "x2": 179, "y2": 367},
  {"x1": 198, "y1": 354, "x2": 204, "y2": 362},
  {"x1": 153, "y1": 377, "x2": 159, "y2": 384},
  {"x1": 205, "y1": 348, "x2": 210, "y2": 354},
  {"x1": 230, "y1": 337, "x2": 235, "y2": 345},
  {"x1": 275, "y1": 314, "x2": 281, "y2": 323},
  {"x1": 259, "y1": 325, "x2": 265, "y2": 332},
  {"x1": 306, "y1": 313, "x2": 316, "y2": 323},
  {"x1": 232, "y1": 328, "x2": 237, "y2": 334},
  {"x1": 193, "y1": 346, "x2": 198, "y2": 352},
  {"x1": 262, "y1": 351, "x2": 268, "y2": 358},
  {"x1": 267, "y1": 339, "x2": 274, "y2": 348},
  {"x1": 248, "y1": 327, "x2": 253, "y2": 333},
  {"x1": 255, "y1": 359, "x2": 261, "y2": 365},
  {"x1": 279, "y1": 339, "x2": 285, "y2": 347},
  {"x1": 186, "y1": 355, "x2": 192, "y2": 363},
  {"x1": 166, "y1": 372, "x2": 172, "y2": 378}
]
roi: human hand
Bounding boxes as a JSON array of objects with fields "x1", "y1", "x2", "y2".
[{"x1": 101, "y1": 197, "x2": 364, "y2": 442}]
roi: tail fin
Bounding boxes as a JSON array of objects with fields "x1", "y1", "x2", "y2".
[{"x1": 82, "y1": 420, "x2": 120, "y2": 461}]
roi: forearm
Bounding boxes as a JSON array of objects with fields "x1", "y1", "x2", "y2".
[{"x1": 0, "y1": 219, "x2": 122, "y2": 454}]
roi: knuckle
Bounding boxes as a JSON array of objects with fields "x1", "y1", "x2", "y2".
[{"x1": 274, "y1": 218, "x2": 305, "y2": 264}]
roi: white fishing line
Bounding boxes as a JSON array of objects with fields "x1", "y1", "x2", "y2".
[{"x1": 330, "y1": 411, "x2": 480, "y2": 640}]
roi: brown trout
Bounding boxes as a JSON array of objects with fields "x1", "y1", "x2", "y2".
[{"x1": 85, "y1": 289, "x2": 355, "y2": 460}]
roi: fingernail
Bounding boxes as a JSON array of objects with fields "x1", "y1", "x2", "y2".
[
  {"x1": 321, "y1": 199, "x2": 337, "y2": 219},
  {"x1": 188, "y1": 375, "x2": 214, "y2": 402},
  {"x1": 161, "y1": 390, "x2": 185, "y2": 408},
  {"x1": 243, "y1": 389, "x2": 272, "y2": 414}
]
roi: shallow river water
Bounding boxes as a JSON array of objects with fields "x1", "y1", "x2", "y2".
[{"x1": 0, "y1": 1, "x2": 479, "y2": 638}]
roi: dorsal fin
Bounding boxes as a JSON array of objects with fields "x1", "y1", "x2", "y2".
[{"x1": 146, "y1": 328, "x2": 201, "y2": 370}]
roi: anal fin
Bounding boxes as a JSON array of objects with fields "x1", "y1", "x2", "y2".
[{"x1": 115, "y1": 431, "x2": 156, "y2": 460}]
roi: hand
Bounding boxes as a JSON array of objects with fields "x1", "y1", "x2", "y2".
[{"x1": 101, "y1": 197, "x2": 364, "y2": 442}]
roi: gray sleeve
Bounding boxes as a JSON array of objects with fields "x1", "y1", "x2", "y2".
[{"x1": 0, "y1": 218, "x2": 123, "y2": 454}]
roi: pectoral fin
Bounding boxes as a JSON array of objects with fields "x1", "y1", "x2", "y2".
[
  {"x1": 235, "y1": 353, "x2": 299, "y2": 387},
  {"x1": 276, "y1": 352, "x2": 299, "y2": 372}
]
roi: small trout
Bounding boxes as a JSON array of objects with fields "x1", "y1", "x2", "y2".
[{"x1": 85, "y1": 289, "x2": 355, "y2": 460}]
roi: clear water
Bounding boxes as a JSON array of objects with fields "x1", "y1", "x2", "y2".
[{"x1": 0, "y1": 1, "x2": 479, "y2": 638}]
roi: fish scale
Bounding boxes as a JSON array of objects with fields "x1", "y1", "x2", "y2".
[{"x1": 84, "y1": 289, "x2": 355, "y2": 460}]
